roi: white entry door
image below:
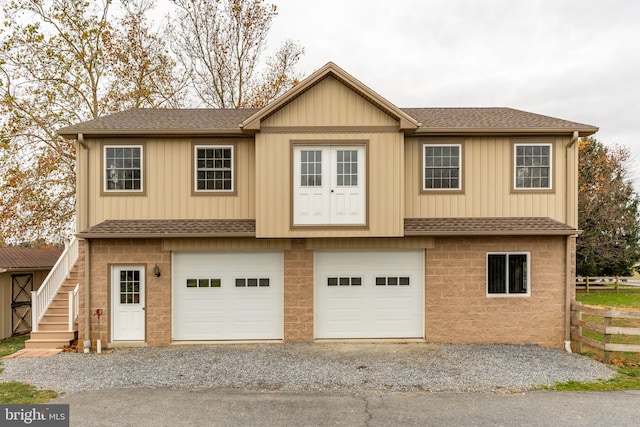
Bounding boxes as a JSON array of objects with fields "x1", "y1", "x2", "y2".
[
  {"x1": 111, "y1": 266, "x2": 145, "y2": 341},
  {"x1": 293, "y1": 145, "x2": 365, "y2": 225}
]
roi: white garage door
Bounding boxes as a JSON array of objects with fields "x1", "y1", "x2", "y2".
[
  {"x1": 315, "y1": 251, "x2": 424, "y2": 339},
  {"x1": 173, "y1": 252, "x2": 283, "y2": 340}
]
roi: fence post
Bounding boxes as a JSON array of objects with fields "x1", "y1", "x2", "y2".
[
  {"x1": 573, "y1": 305, "x2": 582, "y2": 354},
  {"x1": 603, "y1": 315, "x2": 612, "y2": 364}
]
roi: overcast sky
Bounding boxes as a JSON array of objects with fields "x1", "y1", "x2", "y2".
[{"x1": 264, "y1": 0, "x2": 640, "y2": 182}]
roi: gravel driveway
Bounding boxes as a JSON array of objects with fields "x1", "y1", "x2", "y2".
[{"x1": 0, "y1": 343, "x2": 615, "y2": 394}]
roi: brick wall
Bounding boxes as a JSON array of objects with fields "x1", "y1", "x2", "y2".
[
  {"x1": 425, "y1": 236, "x2": 568, "y2": 348},
  {"x1": 75, "y1": 235, "x2": 568, "y2": 348},
  {"x1": 81, "y1": 239, "x2": 171, "y2": 348},
  {"x1": 283, "y1": 239, "x2": 314, "y2": 342}
]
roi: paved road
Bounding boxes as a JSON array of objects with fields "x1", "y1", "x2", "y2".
[{"x1": 54, "y1": 388, "x2": 640, "y2": 426}]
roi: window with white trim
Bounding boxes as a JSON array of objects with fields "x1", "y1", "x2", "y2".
[
  {"x1": 423, "y1": 144, "x2": 461, "y2": 190},
  {"x1": 104, "y1": 145, "x2": 143, "y2": 192},
  {"x1": 194, "y1": 145, "x2": 234, "y2": 192},
  {"x1": 487, "y1": 252, "x2": 530, "y2": 296},
  {"x1": 514, "y1": 143, "x2": 552, "y2": 189}
]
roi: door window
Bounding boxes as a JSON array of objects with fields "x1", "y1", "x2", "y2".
[{"x1": 293, "y1": 145, "x2": 366, "y2": 225}]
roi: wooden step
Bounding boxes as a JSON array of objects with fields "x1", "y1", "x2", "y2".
[
  {"x1": 26, "y1": 330, "x2": 77, "y2": 349},
  {"x1": 38, "y1": 315, "x2": 70, "y2": 331},
  {"x1": 45, "y1": 306, "x2": 69, "y2": 315}
]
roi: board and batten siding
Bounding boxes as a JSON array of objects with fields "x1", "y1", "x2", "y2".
[
  {"x1": 84, "y1": 137, "x2": 255, "y2": 227},
  {"x1": 405, "y1": 136, "x2": 578, "y2": 227},
  {"x1": 261, "y1": 76, "x2": 398, "y2": 128},
  {"x1": 255, "y1": 131, "x2": 405, "y2": 238}
]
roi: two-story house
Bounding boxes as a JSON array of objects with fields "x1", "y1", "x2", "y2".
[{"x1": 28, "y1": 62, "x2": 597, "y2": 350}]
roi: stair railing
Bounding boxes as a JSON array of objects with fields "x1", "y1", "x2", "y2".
[
  {"x1": 31, "y1": 236, "x2": 79, "y2": 332},
  {"x1": 68, "y1": 284, "x2": 79, "y2": 332}
]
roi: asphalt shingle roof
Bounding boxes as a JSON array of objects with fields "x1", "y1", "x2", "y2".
[
  {"x1": 402, "y1": 107, "x2": 596, "y2": 132},
  {"x1": 58, "y1": 109, "x2": 259, "y2": 136},
  {"x1": 404, "y1": 217, "x2": 577, "y2": 235},
  {"x1": 77, "y1": 217, "x2": 575, "y2": 238},
  {"x1": 79, "y1": 219, "x2": 256, "y2": 237},
  {"x1": 58, "y1": 107, "x2": 597, "y2": 137},
  {"x1": 0, "y1": 247, "x2": 62, "y2": 270}
]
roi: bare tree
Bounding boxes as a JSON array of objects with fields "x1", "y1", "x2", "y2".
[
  {"x1": 0, "y1": 0, "x2": 185, "y2": 243},
  {"x1": 169, "y1": 0, "x2": 304, "y2": 108}
]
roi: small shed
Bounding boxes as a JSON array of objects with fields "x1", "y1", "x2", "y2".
[{"x1": 0, "y1": 247, "x2": 62, "y2": 339}]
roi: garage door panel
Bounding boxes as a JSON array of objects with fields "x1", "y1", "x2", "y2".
[
  {"x1": 173, "y1": 252, "x2": 283, "y2": 340},
  {"x1": 315, "y1": 251, "x2": 424, "y2": 339}
]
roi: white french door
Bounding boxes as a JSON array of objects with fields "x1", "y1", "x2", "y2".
[
  {"x1": 293, "y1": 145, "x2": 365, "y2": 225},
  {"x1": 111, "y1": 266, "x2": 145, "y2": 341}
]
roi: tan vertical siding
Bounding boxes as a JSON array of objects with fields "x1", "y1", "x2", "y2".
[
  {"x1": 262, "y1": 76, "x2": 398, "y2": 128},
  {"x1": 86, "y1": 138, "x2": 255, "y2": 227},
  {"x1": 405, "y1": 136, "x2": 572, "y2": 224},
  {"x1": 255, "y1": 131, "x2": 404, "y2": 238}
]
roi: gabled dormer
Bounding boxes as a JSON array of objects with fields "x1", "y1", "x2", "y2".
[{"x1": 247, "y1": 62, "x2": 418, "y2": 238}]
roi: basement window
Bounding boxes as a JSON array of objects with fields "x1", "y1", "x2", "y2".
[{"x1": 486, "y1": 252, "x2": 530, "y2": 296}]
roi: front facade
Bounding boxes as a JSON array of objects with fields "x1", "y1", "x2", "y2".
[{"x1": 59, "y1": 63, "x2": 597, "y2": 348}]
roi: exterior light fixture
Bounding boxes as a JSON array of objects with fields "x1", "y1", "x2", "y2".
[{"x1": 153, "y1": 264, "x2": 161, "y2": 277}]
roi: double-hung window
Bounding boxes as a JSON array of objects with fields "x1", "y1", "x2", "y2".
[
  {"x1": 487, "y1": 252, "x2": 530, "y2": 296},
  {"x1": 194, "y1": 145, "x2": 234, "y2": 193},
  {"x1": 514, "y1": 143, "x2": 552, "y2": 190},
  {"x1": 104, "y1": 145, "x2": 143, "y2": 192},
  {"x1": 423, "y1": 144, "x2": 462, "y2": 191}
]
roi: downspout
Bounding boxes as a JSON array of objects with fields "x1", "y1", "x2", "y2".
[
  {"x1": 564, "y1": 131, "x2": 579, "y2": 352},
  {"x1": 84, "y1": 239, "x2": 91, "y2": 344},
  {"x1": 78, "y1": 132, "x2": 88, "y2": 149},
  {"x1": 77, "y1": 133, "x2": 92, "y2": 346}
]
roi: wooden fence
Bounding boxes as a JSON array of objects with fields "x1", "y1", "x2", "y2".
[
  {"x1": 571, "y1": 301, "x2": 640, "y2": 363},
  {"x1": 576, "y1": 276, "x2": 640, "y2": 293}
]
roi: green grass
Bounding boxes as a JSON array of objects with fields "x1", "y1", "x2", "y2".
[
  {"x1": 577, "y1": 291, "x2": 640, "y2": 308},
  {"x1": 0, "y1": 335, "x2": 28, "y2": 360},
  {"x1": 0, "y1": 382, "x2": 58, "y2": 404},
  {"x1": 0, "y1": 335, "x2": 58, "y2": 404},
  {"x1": 543, "y1": 292, "x2": 640, "y2": 391},
  {"x1": 542, "y1": 364, "x2": 640, "y2": 391}
]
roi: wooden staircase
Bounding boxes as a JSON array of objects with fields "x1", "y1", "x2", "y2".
[{"x1": 25, "y1": 265, "x2": 79, "y2": 349}]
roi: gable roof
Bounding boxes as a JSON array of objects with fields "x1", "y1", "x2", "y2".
[
  {"x1": 58, "y1": 107, "x2": 597, "y2": 138},
  {"x1": 241, "y1": 62, "x2": 419, "y2": 132},
  {"x1": 0, "y1": 247, "x2": 62, "y2": 271},
  {"x1": 57, "y1": 62, "x2": 598, "y2": 138}
]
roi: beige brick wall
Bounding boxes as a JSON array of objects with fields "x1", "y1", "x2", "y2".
[
  {"x1": 80, "y1": 239, "x2": 171, "y2": 348},
  {"x1": 283, "y1": 239, "x2": 314, "y2": 342},
  {"x1": 74, "y1": 235, "x2": 569, "y2": 348},
  {"x1": 425, "y1": 236, "x2": 568, "y2": 348}
]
